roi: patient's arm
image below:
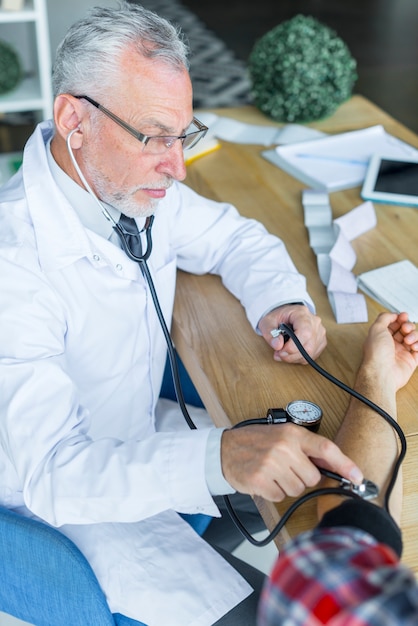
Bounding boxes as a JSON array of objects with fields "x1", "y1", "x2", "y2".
[{"x1": 317, "y1": 312, "x2": 418, "y2": 526}]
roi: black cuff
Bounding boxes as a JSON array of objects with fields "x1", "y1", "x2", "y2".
[{"x1": 318, "y1": 499, "x2": 403, "y2": 558}]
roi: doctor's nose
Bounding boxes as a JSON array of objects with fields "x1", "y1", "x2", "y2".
[{"x1": 157, "y1": 140, "x2": 187, "y2": 181}]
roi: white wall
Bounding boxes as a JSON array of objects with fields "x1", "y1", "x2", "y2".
[{"x1": 46, "y1": 0, "x2": 118, "y2": 60}]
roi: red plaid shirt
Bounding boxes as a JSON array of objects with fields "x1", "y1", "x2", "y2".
[{"x1": 258, "y1": 526, "x2": 418, "y2": 625}]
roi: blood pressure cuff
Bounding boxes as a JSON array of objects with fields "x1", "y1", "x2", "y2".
[{"x1": 317, "y1": 498, "x2": 402, "y2": 557}]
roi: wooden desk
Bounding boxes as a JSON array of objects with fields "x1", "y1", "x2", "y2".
[{"x1": 172, "y1": 95, "x2": 418, "y2": 572}]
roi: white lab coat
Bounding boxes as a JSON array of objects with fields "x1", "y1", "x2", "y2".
[{"x1": 0, "y1": 121, "x2": 314, "y2": 625}]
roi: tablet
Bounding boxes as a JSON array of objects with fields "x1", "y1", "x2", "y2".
[{"x1": 361, "y1": 154, "x2": 418, "y2": 207}]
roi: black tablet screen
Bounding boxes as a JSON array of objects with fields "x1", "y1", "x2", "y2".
[{"x1": 375, "y1": 159, "x2": 418, "y2": 195}]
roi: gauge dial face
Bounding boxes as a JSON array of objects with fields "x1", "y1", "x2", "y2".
[{"x1": 285, "y1": 400, "x2": 322, "y2": 426}]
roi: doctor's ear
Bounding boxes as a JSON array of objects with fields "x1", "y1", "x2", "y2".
[{"x1": 54, "y1": 94, "x2": 84, "y2": 147}]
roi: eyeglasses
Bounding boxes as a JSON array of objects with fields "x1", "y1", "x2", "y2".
[{"x1": 74, "y1": 95, "x2": 208, "y2": 155}]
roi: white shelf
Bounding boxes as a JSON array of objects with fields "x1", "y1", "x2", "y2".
[
  {"x1": 0, "y1": 0, "x2": 52, "y2": 121},
  {"x1": 0, "y1": 9, "x2": 36, "y2": 22},
  {"x1": 0, "y1": 76, "x2": 43, "y2": 112}
]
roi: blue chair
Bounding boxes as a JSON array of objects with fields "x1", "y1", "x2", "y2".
[
  {"x1": 161, "y1": 351, "x2": 213, "y2": 535},
  {"x1": 0, "y1": 505, "x2": 147, "y2": 626},
  {"x1": 160, "y1": 351, "x2": 205, "y2": 410}
]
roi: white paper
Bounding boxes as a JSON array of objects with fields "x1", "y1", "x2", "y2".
[
  {"x1": 274, "y1": 124, "x2": 326, "y2": 144},
  {"x1": 302, "y1": 192, "x2": 377, "y2": 324},
  {"x1": 197, "y1": 113, "x2": 327, "y2": 146},
  {"x1": 210, "y1": 117, "x2": 283, "y2": 145},
  {"x1": 334, "y1": 201, "x2": 377, "y2": 241},
  {"x1": 306, "y1": 223, "x2": 359, "y2": 270},
  {"x1": 328, "y1": 292, "x2": 369, "y2": 324},
  {"x1": 302, "y1": 190, "x2": 331, "y2": 206},
  {"x1": 317, "y1": 255, "x2": 358, "y2": 293},
  {"x1": 303, "y1": 203, "x2": 333, "y2": 227},
  {"x1": 329, "y1": 226, "x2": 357, "y2": 271},
  {"x1": 302, "y1": 190, "x2": 333, "y2": 227},
  {"x1": 357, "y1": 260, "x2": 418, "y2": 322},
  {"x1": 272, "y1": 125, "x2": 418, "y2": 191},
  {"x1": 308, "y1": 225, "x2": 336, "y2": 255}
]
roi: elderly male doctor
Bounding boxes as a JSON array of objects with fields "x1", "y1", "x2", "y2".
[{"x1": 0, "y1": 3, "x2": 361, "y2": 625}]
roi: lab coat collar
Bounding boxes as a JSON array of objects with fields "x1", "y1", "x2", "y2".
[
  {"x1": 21, "y1": 121, "x2": 141, "y2": 281},
  {"x1": 46, "y1": 138, "x2": 117, "y2": 241}
]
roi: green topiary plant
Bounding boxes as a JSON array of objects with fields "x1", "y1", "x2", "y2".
[
  {"x1": 248, "y1": 14, "x2": 357, "y2": 123},
  {"x1": 0, "y1": 39, "x2": 22, "y2": 95}
]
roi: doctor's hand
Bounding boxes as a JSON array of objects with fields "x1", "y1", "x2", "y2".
[
  {"x1": 258, "y1": 304, "x2": 327, "y2": 363},
  {"x1": 220, "y1": 423, "x2": 362, "y2": 502}
]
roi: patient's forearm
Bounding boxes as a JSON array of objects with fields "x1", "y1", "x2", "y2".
[{"x1": 317, "y1": 363, "x2": 402, "y2": 524}]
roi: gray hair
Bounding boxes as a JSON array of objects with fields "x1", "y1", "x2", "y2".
[{"x1": 52, "y1": 1, "x2": 190, "y2": 99}]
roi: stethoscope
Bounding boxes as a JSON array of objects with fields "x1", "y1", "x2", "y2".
[
  {"x1": 117, "y1": 214, "x2": 154, "y2": 263},
  {"x1": 66, "y1": 128, "x2": 198, "y2": 429},
  {"x1": 67, "y1": 127, "x2": 154, "y2": 262},
  {"x1": 66, "y1": 128, "x2": 406, "y2": 546}
]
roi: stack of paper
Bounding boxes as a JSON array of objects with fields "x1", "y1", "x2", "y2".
[
  {"x1": 263, "y1": 125, "x2": 418, "y2": 191},
  {"x1": 357, "y1": 260, "x2": 418, "y2": 322}
]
